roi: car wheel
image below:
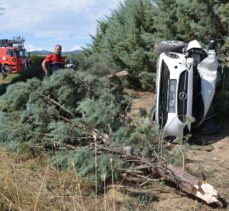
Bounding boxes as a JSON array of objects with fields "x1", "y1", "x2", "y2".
[{"x1": 154, "y1": 40, "x2": 186, "y2": 55}]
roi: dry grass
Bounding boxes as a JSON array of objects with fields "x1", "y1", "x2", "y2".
[
  {"x1": 125, "y1": 89, "x2": 154, "y2": 115},
  {"x1": 0, "y1": 149, "x2": 160, "y2": 211},
  {"x1": 0, "y1": 150, "x2": 95, "y2": 211},
  {"x1": 0, "y1": 149, "x2": 139, "y2": 211}
]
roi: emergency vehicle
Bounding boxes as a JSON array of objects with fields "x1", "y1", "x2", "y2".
[{"x1": 0, "y1": 37, "x2": 28, "y2": 73}]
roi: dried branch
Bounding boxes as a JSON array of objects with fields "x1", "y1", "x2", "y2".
[
  {"x1": 107, "y1": 70, "x2": 129, "y2": 79},
  {"x1": 94, "y1": 143, "x2": 223, "y2": 207},
  {"x1": 37, "y1": 92, "x2": 75, "y2": 117}
]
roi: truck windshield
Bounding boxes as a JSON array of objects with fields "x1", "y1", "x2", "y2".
[
  {"x1": 7, "y1": 50, "x2": 14, "y2": 57},
  {"x1": 19, "y1": 49, "x2": 27, "y2": 58}
]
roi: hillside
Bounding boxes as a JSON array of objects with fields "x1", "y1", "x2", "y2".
[{"x1": 30, "y1": 49, "x2": 82, "y2": 56}]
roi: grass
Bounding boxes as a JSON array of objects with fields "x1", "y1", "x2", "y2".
[
  {"x1": 0, "y1": 149, "x2": 151, "y2": 211},
  {"x1": 0, "y1": 73, "x2": 18, "y2": 85},
  {"x1": 0, "y1": 149, "x2": 94, "y2": 210}
]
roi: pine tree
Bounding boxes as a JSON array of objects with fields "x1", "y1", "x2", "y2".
[
  {"x1": 81, "y1": 0, "x2": 228, "y2": 89},
  {"x1": 154, "y1": 0, "x2": 179, "y2": 40},
  {"x1": 81, "y1": 0, "x2": 157, "y2": 89}
]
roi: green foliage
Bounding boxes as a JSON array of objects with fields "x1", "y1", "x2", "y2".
[
  {"x1": 13, "y1": 55, "x2": 45, "y2": 82},
  {"x1": 138, "y1": 71, "x2": 156, "y2": 90},
  {"x1": 0, "y1": 70, "x2": 154, "y2": 191},
  {"x1": 129, "y1": 124, "x2": 160, "y2": 158},
  {"x1": 1, "y1": 0, "x2": 228, "y2": 193},
  {"x1": 111, "y1": 124, "x2": 160, "y2": 158},
  {"x1": 30, "y1": 55, "x2": 44, "y2": 66},
  {"x1": 50, "y1": 148, "x2": 124, "y2": 191},
  {"x1": 154, "y1": 0, "x2": 178, "y2": 40},
  {"x1": 0, "y1": 70, "x2": 131, "y2": 145},
  {"x1": 164, "y1": 143, "x2": 187, "y2": 166},
  {"x1": 80, "y1": 0, "x2": 157, "y2": 89},
  {"x1": 41, "y1": 70, "x2": 89, "y2": 112},
  {"x1": 77, "y1": 93, "x2": 125, "y2": 132},
  {"x1": 155, "y1": 0, "x2": 229, "y2": 45},
  {"x1": 80, "y1": 0, "x2": 229, "y2": 90},
  {"x1": 48, "y1": 121, "x2": 88, "y2": 145},
  {"x1": 0, "y1": 55, "x2": 45, "y2": 96},
  {"x1": 0, "y1": 79, "x2": 41, "y2": 112},
  {"x1": 66, "y1": 54, "x2": 82, "y2": 70}
]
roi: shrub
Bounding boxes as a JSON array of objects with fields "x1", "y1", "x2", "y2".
[{"x1": 138, "y1": 71, "x2": 156, "y2": 91}]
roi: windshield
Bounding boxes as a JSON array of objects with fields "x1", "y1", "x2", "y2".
[
  {"x1": 7, "y1": 50, "x2": 14, "y2": 57},
  {"x1": 7, "y1": 49, "x2": 20, "y2": 58},
  {"x1": 19, "y1": 49, "x2": 28, "y2": 57}
]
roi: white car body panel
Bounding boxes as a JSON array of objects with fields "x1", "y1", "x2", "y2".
[
  {"x1": 155, "y1": 40, "x2": 218, "y2": 138},
  {"x1": 156, "y1": 52, "x2": 193, "y2": 137},
  {"x1": 198, "y1": 50, "x2": 218, "y2": 123}
]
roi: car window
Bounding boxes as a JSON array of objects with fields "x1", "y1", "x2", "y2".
[{"x1": 7, "y1": 50, "x2": 14, "y2": 57}]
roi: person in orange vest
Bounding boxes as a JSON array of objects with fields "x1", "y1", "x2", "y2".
[{"x1": 42, "y1": 44, "x2": 65, "y2": 77}]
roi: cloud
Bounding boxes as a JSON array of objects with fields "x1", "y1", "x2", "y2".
[
  {"x1": 25, "y1": 44, "x2": 44, "y2": 52},
  {"x1": 0, "y1": 0, "x2": 122, "y2": 50},
  {"x1": 0, "y1": 0, "x2": 121, "y2": 31},
  {"x1": 69, "y1": 45, "x2": 84, "y2": 51}
]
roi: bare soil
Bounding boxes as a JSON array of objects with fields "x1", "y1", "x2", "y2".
[{"x1": 130, "y1": 90, "x2": 229, "y2": 211}]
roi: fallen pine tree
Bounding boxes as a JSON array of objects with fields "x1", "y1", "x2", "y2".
[
  {"x1": 51, "y1": 126, "x2": 223, "y2": 207},
  {"x1": 0, "y1": 69, "x2": 224, "y2": 207}
]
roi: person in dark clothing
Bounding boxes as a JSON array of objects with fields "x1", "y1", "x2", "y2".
[
  {"x1": 0, "y1": 64, "x2": 9, "y2": 81},
  {"x1": 42, "y1": 44, "x2": 65, "y2": 77},
  {"x1": 25, "y1": 52, "x2": 32, "y2": 69}
]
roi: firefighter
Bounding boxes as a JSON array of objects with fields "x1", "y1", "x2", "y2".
[{"x1": 42, "y1": 44, "x2": 65, "y2": 77}]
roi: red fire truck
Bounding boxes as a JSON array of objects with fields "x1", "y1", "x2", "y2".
[{"x1": 0, "y1": 37, "x2": 28, "y2": 73}]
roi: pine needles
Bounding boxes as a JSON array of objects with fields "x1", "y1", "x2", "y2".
[{"x1": 0, "y1": 70, "x2": 162, "y2": 190}]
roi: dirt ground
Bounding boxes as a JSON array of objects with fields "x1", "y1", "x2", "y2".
[{"x1": 129, "y1": 90, "x2": 229, "y2": 211}]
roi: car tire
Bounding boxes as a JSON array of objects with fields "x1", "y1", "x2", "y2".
[{"x1": 154, "y1": 40, "x2": 186, "y2": 55}]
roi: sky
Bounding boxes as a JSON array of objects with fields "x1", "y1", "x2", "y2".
[{"x1": 0, "y1": 0, "x2": 122, "y2": 52}]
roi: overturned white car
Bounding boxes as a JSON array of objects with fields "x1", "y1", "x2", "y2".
[{"x1": 153, "y1": 40, "x2": 219, "y2": 139}]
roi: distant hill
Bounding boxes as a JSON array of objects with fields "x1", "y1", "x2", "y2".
[
  {"x1": 62, "y1": 50, "x2": 82, "y2": 56},
  {"x1": 30, "y1": 50, "x2": 82, "y2": 56},
  {"x1": 30, "y1": 50, "x2": 51, "y2": 56}
]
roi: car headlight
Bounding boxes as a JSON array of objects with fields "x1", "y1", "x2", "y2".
[{"x1": 168, "y1": 79, "x2": 177, "y2": 113}]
